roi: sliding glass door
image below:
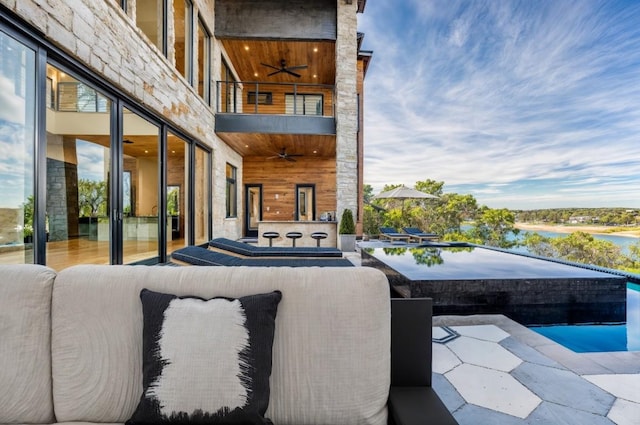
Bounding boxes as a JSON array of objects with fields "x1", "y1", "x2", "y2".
[
  {"x1": 122, "y1": 107, "x2": 160, "y2": 264},
  {"x1": 0, "y1": 30, "x2": 36, "y2": 265}
]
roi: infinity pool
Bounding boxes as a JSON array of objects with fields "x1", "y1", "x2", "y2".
[
  {"x1": 530, "y1": 283, "x2": 639, "y2": 352},
  {"x1": 361, "y1": 244, "x2": 628, "y2": 325}
]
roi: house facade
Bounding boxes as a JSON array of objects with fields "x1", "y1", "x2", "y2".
[{"x1": 0, "y1": 0, "x2": 370, "y2": 269}]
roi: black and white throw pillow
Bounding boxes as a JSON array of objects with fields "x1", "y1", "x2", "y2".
[{"x1": 126, "y1": 289, "x2": 282, "y2": 425}]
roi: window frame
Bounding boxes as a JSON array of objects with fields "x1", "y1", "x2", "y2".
[{"x1": 226, "y1": 163, "x2": 237, "y2": 218}]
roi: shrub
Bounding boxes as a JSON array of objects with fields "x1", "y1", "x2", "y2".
[{"x1": 339, "y1": 208, "x2": 355, "y2": 234}]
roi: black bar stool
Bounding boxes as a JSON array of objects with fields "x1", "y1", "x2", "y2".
[
  {"x1": 285, "y1": 231, "x2": 303, "y2": 247},
  {"x1": 310, "y1": 231, "x2": 328, "y2": 247},
  {"x1": 262, "y1": 232, "x2": 280, "y2": 247}
]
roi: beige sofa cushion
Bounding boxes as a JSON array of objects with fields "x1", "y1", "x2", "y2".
[
  {"x1": 52, "y1": 265, "x2": 390, "y2": 425},
  {"x1": 0, "y1": 264, "x2": 56, "y2": 424}
]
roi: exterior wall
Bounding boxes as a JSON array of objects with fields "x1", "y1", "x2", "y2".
[
  {"x1": 1, "y1": 0, "x2": 244, "y2": 238},
  {"x1": 215, "y1": 0, "x2": 336, "y2": 40},
  {"x1": 335, "y1": 0, "x2": 359, "y2": 232}
]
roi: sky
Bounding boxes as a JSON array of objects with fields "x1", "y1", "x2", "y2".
[{"x1": 358, "y1": 0, "x2": 640, "y2": 210}]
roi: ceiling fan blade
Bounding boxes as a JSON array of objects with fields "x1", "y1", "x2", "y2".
[
  {"x1": 285, "y1": 156, "x2": 296, "y2": 162},
  {"x1": 287, "y1": 154, "x2": 304, "y2": 157},
  {"x1": 260, "y1": 62, "x2": 281, "y2": 71},
  {"x1": 267, "y1": 69, "x2": 283, "y2": 77},
  {"x1": 287, "y1": 65, "x2": 308, "y2": 70},
  {"x1": 284, "y1": 69, "x2": 301, "y2": 78}
]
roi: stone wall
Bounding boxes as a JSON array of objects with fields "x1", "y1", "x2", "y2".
[{"x1": 335, "y1": 0, "x2": 359, "y2": 229}]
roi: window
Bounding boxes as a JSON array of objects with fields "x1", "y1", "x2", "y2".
[
  {"x1": 219, "y1": 59, "x2": 237, "y2": 113},
  {"x1": 136, "y1": 0, "x2": 166, "y2": 54},
  {"x1": 173, "y1": 0, "x2": 193, "y2": 82},
  {"x1": 0, "y1": 30, "x2": 36, "y2": 264},
  {"x1": 226, "y1": 163, "x2": 237, "y2": 218},
  {"x1": 248, "y1": 91, "x2": 272, "y2": 105},
  {"x1": 196, "y1": 17, "x2": 211, "y2": 104},
  {"x1": 285, "y1": 93, "x2": 323, "y2": 115}
]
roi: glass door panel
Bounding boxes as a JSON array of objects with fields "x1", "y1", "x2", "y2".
[
  {"x1": 167, "y1": 132, "x2": 187, "y2": 252},
  {"x1": 44, "y1": 64, "x2": 112, "y2": 270},
  {"x1": 194, "y1": 145, "x2": 209, "y2": 245},
  {"x1": 0, "y1": 31, "x2": 36, "y2": 265},
  {"x1": 296, "y1": 185, "x2": 315, "y2": 221},
  {"x1": 122, "y1": 107, "x2": 159, "y2": 264},
  {"x1": 245, "y1": 185, "x2": 261, "y2": 237}
]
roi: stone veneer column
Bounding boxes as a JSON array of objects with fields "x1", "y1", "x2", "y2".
[{"x1": 335, "y1": 0, "x2": 358, "y2": 227}]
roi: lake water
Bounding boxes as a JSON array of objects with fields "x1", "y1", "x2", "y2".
[{"x1": 511, "y1": 228, "x2": 638, "y2": 254}]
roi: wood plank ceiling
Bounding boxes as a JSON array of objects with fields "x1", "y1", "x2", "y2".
[{"x1": 218, "y1": 39, "x2": 337, "y2": 159}]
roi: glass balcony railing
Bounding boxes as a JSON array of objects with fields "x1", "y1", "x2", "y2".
[{"x1": 216, "y1": 81, "x2": 335, "y2": 117}]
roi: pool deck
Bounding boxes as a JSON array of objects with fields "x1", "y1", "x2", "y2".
[{"x1": 350, "y1": 241, "x2": 640, "y2": 424}]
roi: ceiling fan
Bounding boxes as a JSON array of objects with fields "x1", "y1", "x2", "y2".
[
  {"x1": 260, "y1": 59, "x2": 308, "y2": 78},
  {"x1": 267, "y1": 148, "x2": 303, "y2": 162}
]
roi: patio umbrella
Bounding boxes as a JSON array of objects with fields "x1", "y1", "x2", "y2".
[{"x1": 373, "y1": 186, "x2": 439, "y2": 225}]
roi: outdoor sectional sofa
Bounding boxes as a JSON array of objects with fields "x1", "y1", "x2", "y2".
[
  {"x1": 171, "y1": 245, "x2": 353, "y2": 267},
  {"x1": 208, "y1": 237, "x2": 343, "y2": 257},
  {"x1": 0, "y1": 264, "x2": 458, "y2": 425}
]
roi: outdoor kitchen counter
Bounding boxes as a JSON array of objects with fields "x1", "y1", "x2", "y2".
[{"x1": 258, "y1": 221, "x2": 337, "y2": 247}]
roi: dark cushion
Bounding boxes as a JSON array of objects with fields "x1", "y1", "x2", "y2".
[{"x1": 126, "y1": 289, "x2": 282, "y2": 425}]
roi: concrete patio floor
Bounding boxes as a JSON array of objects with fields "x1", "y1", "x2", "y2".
[{"x1": 350, "y1": 241, "x2": 640, "y2": 424}]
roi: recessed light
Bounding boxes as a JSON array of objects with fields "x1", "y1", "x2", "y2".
[
  {"x1": 313, "y1": 74, "x2": 317, "y2": 78},
  {"x1": 313, "y1": 47, "x2": 318, "y2": 53},
  {"x1": 144, "y1": 150, "x2": 149, "y2": 153},
  {"x1": 254, "y1": 72, "x2": 258, "y2": 77},
  {"x1": 245, "y1": 145, "x2": 249, "y2": 148},
  {"x1": 244, "y1": 45, "x2": 249, "y2": 51},
  {"x1": 171, "y1": 150, "x2": 176, "y2": 154},
  {"x1": 313, "y1": 150, "x2": 317, "y2": 154}
]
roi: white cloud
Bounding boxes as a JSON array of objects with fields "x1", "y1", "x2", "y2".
[{"x1": 359, "y1": 0, "x2": 640, "y2": 208}]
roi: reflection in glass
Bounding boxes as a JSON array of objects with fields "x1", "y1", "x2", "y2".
[
  {"x1": 167, "y1": 132, "x2": 187, "y2": 248},
  {"x1": 123, "y1": 108, "x2": 160, "y2": 264},
  {"x1": 194, "y1": 146, "x2": 209, "y2": 245},
  {"x1": 0, "y1": 31, "x2": 35, "y2": 264},
  {"x1": 45, "y1": 64, "x2": 112, "y2": 270}
]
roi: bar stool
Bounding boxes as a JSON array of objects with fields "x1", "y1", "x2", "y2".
[
  {"x1": 310, "y1": 231, "x2": 328, "y2": 247},
  {"x1": 285, "y1": 231, "x2": 303, "y2": 247},
  {"x1": 262, "y1": 231, "x2": 280, "y2": 247}
]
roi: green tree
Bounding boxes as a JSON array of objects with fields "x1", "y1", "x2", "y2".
[
  {"x1": 468, "y1": 207, "x2": 518, "y2": 248},
  {"x1": 78, "y1": 179, "x2": 107, "y2": 217},
  {"x1": 363, "y1": 184, "x2": 374, "y2": 204}
]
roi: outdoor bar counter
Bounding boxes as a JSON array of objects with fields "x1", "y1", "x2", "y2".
[{"x1": 258, "y1": 221, "x2": 337, "y2": 247}]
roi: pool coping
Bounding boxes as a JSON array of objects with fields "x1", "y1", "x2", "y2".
[{"x1": 433, "y1": 313, "x2": 640, "y2": 375}]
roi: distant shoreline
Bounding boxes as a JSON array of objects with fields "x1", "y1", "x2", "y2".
[{"x1": 515, "y1": 222, "x2": 640, "y2": 239}]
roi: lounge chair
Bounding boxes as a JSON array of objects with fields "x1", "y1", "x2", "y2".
[
  {"x1": 403, "y1": 227, "x2": 441, "y2": 242},
  {"x1": 171, "y1": 245, "x2": 354, "y2": 267},
  {"x1": 379, "y1": 227, "x2": 411, "y2": 243},
  {"x1": 208, "y1": 237, "x2": 343, "y2": 258}
]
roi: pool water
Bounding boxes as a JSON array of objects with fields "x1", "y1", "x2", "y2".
[{"x1": 530, "y1": 283, "x2": 640, "y2": 352}]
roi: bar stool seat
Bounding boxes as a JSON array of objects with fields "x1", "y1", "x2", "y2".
[
  {"x1": 310, "y1": 231, "x2": 328, "y2": 247},
  {"x1": 285, "y1": 231, "x2": 303, "y2": 247},
  {"x1": 262, "y1": 231, "x2": 280, "y2": 247}
]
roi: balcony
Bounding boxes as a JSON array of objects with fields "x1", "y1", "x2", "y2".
[{"x1": 215, "y1": 81, "x2": 336, "y2": 136}]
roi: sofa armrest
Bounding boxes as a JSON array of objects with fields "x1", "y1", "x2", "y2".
[
  {"x1": 390, "y1": 298, "x2": 458, "y2": 424},
  {"x1": 388, "y1": 387, "x2": 458, "y2": 425},
  {"x1": 391, "y1": 298, "x2": 433, "y2": 386}
]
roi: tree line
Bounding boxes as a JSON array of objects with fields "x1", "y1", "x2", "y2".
[
  {"x1": 515, "y1": 208, "x2": 639, "y2": 227},
  {"x1": 364, "y1": 180, "x2": 640, "y2": 274}
]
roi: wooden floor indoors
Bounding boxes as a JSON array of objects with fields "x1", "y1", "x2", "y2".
[{"x1": 0, "y1": 238, "x2": 186, "y2": 271}]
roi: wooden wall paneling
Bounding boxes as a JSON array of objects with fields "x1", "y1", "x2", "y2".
[{"x1": 243, "y1": 157, "x2": 336, "y2": 221}]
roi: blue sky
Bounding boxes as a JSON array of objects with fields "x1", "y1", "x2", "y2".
[{"x1": 358, "y1": 0, "x2": 640, "y2": 209}]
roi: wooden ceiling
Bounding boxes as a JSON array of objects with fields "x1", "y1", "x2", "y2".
[
  {"x1": 219, "y1": 132, "x2": 336, "y2": 159},
  {"x1": 221, "y1": 39, "x2": 336, "y2": 85}
]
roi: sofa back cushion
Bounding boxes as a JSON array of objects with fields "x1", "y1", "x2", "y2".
[
  {"x1": 0, "y1": 264, "x2": 56, "y2": 424},
  {"x1": 51, "y1": 265, "x2": 390, "y2": 425}
]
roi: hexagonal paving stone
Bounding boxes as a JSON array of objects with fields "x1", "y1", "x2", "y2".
[
  {"x1": 447, "y1": 336, "x2": 522, "y2": 372},
  {"x1": 432, "y1": 342, "x2": 462, "y2": 374},
  {"x1": 446, "y1": 363, "x2": 541, "y2": 419},
  {"x1": 451, "y1": 325, "x2": 510, "y2": 342},
  {"x1": 607, "y1": 399, "x2": 640, "y2": 425},
  {"x1": 584, "y1": 374, "x2": 640, "y2": 403}
]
